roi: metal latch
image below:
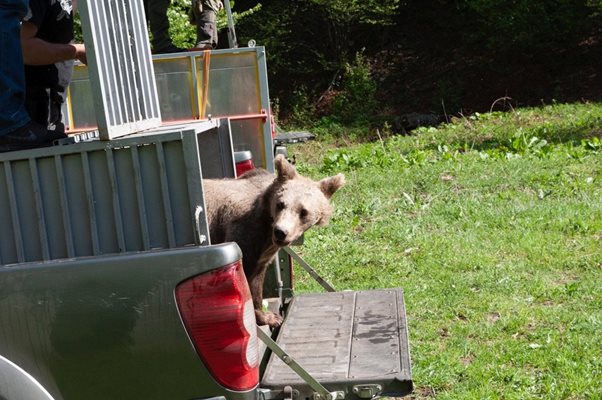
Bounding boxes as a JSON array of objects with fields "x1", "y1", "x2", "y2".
[
  {"x1": 352, "y1": 384, "x2": 382, "y2": 399},
  {"x1": 312, "y1": 392, "x2": 344, "y2": 400}
]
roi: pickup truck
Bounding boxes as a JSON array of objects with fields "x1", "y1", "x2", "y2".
[
  {"x1": 0, "y1": 1, "x2": 413, "y2": 399},
  {"x1": 0, "y1": 244, "x2": 248, "y2": 399},
  {"x1": 0, "y1": 120, "x2": 412, "y2": 400}
]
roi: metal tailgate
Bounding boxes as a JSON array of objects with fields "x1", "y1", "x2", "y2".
[{"x1": 261, "y1": 288, "x2": 412, "y2": 399}]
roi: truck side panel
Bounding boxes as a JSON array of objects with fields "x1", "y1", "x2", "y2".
[{"x1": 0, "y1": 244, "x2": 254, "y2": 400}]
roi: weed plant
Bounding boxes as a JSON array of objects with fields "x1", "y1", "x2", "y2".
[{"x1": 289, "y1": 102, "x2": 602, "y2": 399}]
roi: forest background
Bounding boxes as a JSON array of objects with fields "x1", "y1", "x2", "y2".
[
  {"x1": 73, "y1": 1, "x2": 602, "y2": 131},
  {"x1": 151, "y1": 0, "x2": 602, "y2": 133}
]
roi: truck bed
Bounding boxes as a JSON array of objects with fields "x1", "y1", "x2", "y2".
[{"x1": 262, "y1": 288, "x2": 412, "y2": 398}]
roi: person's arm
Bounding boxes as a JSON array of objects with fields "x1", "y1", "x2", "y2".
[{"x1": 20, "y1": 21, "x2": 86, "y2": 65}]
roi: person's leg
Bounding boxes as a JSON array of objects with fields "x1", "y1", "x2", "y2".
[
  {"x1": 48, "y1": 88, "x2": 66, "y2": 135},
  {"x1": 195, "y1": 8, "x2": 217, "y2": 49},
  {"x1": 24, "y1": 86, "x2": 50, "y2": 128},
  {"x1": 146, "y1": 0, "x2": 181, "y2": 53},
  {"x1": 0, "y1": 0, "x2": 66, "y2": 151},
  {"x1": 0, "y1": 0, "x2": 31, "y2": 135}
]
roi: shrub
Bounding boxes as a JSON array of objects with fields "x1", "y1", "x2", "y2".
[
  {"x1": 459, "y1": 0, "x2": 596, "y2": 55},
  {"x1": 286, "y1": 86, "x2": 318, "y2": 127},
  {"x1": 332, "y1": 51, "x2": 377, "y2": 125}
]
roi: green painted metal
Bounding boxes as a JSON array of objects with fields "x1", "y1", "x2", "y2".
[
  {"x1": 0, "y1": 121, "x2": 233, "y2": 265},
  {"x1": 0, "y1": 244, "x2": 258, "y2": 400}
]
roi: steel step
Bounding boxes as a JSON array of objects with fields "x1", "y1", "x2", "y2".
[{"x1": 261, "y1": 288, "x2": 413, "y2": 399}]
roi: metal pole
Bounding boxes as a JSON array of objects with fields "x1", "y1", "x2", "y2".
[
  {"x1": 223, "y1": 0, "x2": 238, "y2": 48},
  {"x1": 283, "y1": 247, "x2": 336, "y2": 292},
  {"x1": 257, "y1": 328, "x2": 343, "y2": 400}
]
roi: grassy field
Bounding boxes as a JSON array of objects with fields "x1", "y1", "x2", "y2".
[{"x1": 287, "y1": 103, "x2": 602, "y2": 399}]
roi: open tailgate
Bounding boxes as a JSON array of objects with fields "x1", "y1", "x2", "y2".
[{"x1": 261, "y1": 288, "x2": 412, "y2": 399}]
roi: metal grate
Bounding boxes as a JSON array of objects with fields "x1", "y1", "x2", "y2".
[{"x1": 78, "y1": 0, "x2": 161, "y2": 140}]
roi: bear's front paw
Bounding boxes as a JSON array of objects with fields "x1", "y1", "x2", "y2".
[{"x1": 255, "y1": 309, "x2": 283, "y2": 328}]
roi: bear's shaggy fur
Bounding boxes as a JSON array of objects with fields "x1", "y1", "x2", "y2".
[{"x1": 203, "y1": 154, "x2": 345, "y2": 327}]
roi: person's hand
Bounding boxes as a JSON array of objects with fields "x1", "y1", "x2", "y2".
[{"x1": 73, "y1": 43, "x2": 87, "y2": 65}]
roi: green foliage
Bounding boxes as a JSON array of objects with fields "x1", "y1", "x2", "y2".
[
  {"x1": 167, "y1": 0, "x2": 196, "y2": 48},
  {"x1": 459, "y1": 0, "x2": 596, "y2": 54},
  {"x1": 587, "y1": 0, "x2": 602, "y2": 14},
  {"x1": 75, "y1": 1, "x2": 258, "y2": 50},
  {"x1": 73, "y1": 14, "x2": 82, "y2": 43},
  {"x1": 319, "y1": 102, "x2": 602, "y2": 173},
  {"x1": 331, "y1": 51, "x2": 377, "y2": 126},
  {"x1": 285, "y1": 86, "x2": 318, "y2": 127},
  {"x1": 310, "y1": 0, "x2": 399, "y2": 26},
  {"x1": 508, "y1": 131, "x2": 551, "y2": 156},
  {"x1": 309, "y1": 0, "x2": 399, "y2": 59},
  {"x1": 235, "y1": 0, "x2": 400, "y2": 121},
  {"x1": 292, "y1": 103, "x2": 602, "y2": 398},
  {"x1": 167, "y1": 0, "x2": 263, "y2": 48},
  {"x1": 583, "y1": 136, "x2": 602, "y2": 151},
  {"x1": 322, "y1": 150, "x2": 366, "y2": 173}
]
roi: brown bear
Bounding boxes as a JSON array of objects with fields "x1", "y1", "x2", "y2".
[{"x1": 203, "y1": 154, "x2": 345, "y2": 327}]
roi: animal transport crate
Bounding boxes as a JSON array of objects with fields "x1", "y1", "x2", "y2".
[
  {"x1": 0, "y1": 120, "x2": 235, "y2": 266},
  {"x1": 64, "y1": 47, "x2": 274, "y2": 170}
]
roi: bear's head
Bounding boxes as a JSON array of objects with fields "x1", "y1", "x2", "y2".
[{"x1": 268, "y1": 154, "x2": 345, "y2": 247}]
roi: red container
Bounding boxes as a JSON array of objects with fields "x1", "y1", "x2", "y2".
[{"x1": 234, "y1": 151, "x2": 254, "y2": 177}]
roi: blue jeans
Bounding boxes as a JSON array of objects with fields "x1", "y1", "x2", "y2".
[{"x1": 0, "y1": 0, "x2": 30, "y2": 136}]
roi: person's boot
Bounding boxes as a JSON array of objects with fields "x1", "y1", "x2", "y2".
[
  {"x1": 154, "y1": 44, "x2": 186, "y2": 54},
  {"x1": 0, "y1": 120, "x2": 66, "y2": 153},
  {"x1": 192, "y1": 42, "x2": 213, "y2": 50}
]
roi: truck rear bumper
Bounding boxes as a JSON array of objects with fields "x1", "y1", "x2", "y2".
[{"x1": 261, "y1": 288, "x2": 412, "y2": 399}]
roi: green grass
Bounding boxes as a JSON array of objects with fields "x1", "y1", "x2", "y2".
[{"x1": 288, "y1": 102, "x2": 602, "y2": 399}]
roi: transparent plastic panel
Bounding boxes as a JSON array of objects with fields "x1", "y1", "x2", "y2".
[
  {"x1": 229, "y1": 119, "x2": 266, "y2": 169},
  {"x1": 202, "y1": 53, "x2": 261, "y2": 117},
  {"x1": 67, "y1": 65, "x2": 97, "y2": 131},
  {"x1": 64, "y1": 48, "x2": 270, "y2": 161},
  {"x1": 154, "y1": 58, "x2": 196, "y2": 123}
]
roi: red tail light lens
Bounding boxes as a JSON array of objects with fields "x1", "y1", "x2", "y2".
[
  {"x1": 175, "y1": 261, "x2": 259, "y2": 391},
  {"x1": 235, "y1": 159, "x2": 255, "y2": 177}
]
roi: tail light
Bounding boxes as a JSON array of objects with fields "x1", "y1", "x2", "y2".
[{"x1": 175, "y1": 261, "x2": 259, "y2": 391}]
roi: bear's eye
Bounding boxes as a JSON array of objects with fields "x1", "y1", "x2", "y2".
[
  {"x1": 276, "y1": 201, "x2": 285, "y2": 211},
  {"x1": 299, "y1": 208, "x2": 308, "y2": 219}
]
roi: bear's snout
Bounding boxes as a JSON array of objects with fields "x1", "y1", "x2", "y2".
[{"x1": 273, "y1": 227, "x2": 289, "y2": 245}]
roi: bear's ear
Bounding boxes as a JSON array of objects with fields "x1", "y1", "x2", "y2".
[
  {"x1": 274, "y1": 154, "x2": 298, "y2": 181},
  {"x1": 319, "y1": 173, "x2": 346, "y2": 199}
]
